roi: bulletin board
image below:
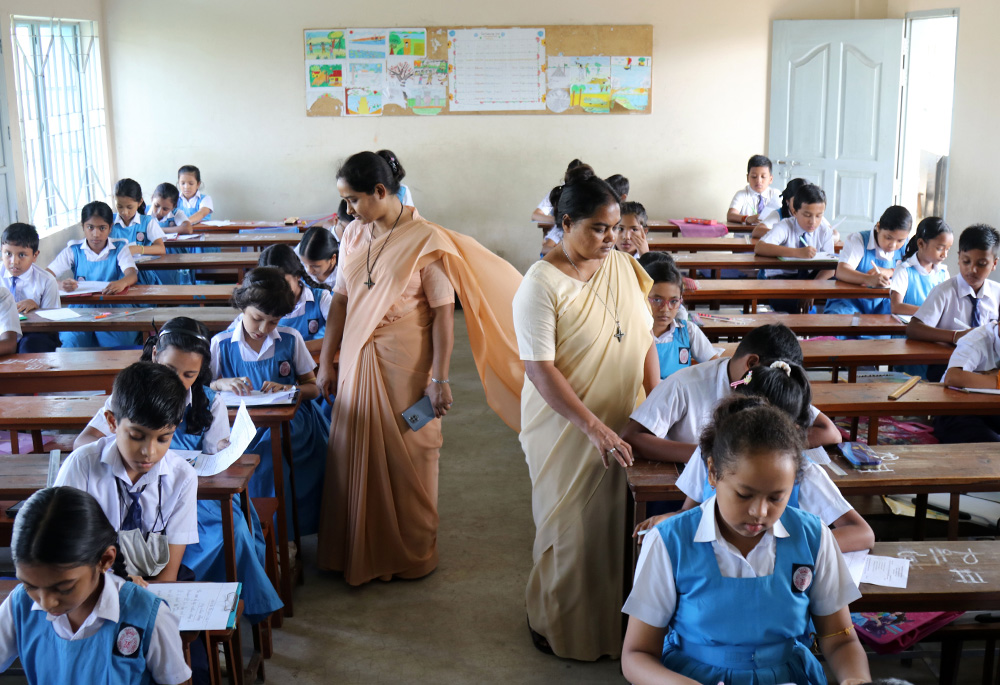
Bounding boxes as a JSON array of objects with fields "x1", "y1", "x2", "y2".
[{"x1": 304, "y1": 25, "x2": 653, "y2": 117}]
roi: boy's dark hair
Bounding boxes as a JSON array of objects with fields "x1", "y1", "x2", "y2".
[
  {"x1": 258, "y1": 243, "x2": 329, "y2": 291},
  {"x1": 113, "y1": 178, "x2": 146, "y2": 215},
  {"x1": 700, "y1": 395, "x2": 805, "y2": 484},
  {"x1": 178, "y1": 165, "x2": 202, "y2": 184},
  {"x1": 548, "y1": 165, "x2": 619, "y2": 227},
  {"x1": 903, "y1": 217, "x2": 952, "y2": 261},
  {"x1": 620, "y1": 201, "x2": 647, "y2": 228},
  {"x1": 605, "y1": 174, "x2": 630, "y2": 199},
  {"x1": 337, "y1": 150, "x2": 405, "y2": 195},
  {"x1": 733, "y1": 324, "x2": 803, "y2": 365},
  {"x1": 151, "y1": 182, "x2": 180, "y2": 208},
  {"x1": 643, "y1": 259, "x2": 684, "y2": 290},
  {"x1": 876, "y1": 205, "x2": 912, "y2": 234},
  {"x1": 1, "y1": 222, "x2": 40, "y2": 252},
  {"x1": 110, "y1": 362, "x2": 186, "y2": 429},
  {"x1": 737, "y1": 361, "x2": 812, "y2": 429},
  {"x1": 748, "y1": 155, "x2": 773, "y2": 173},
  {"x1": 637, "y1": 251, "x2": 676, "y2": 269},
  {"x1": 298, "y1": 225, "x2": 339, "y2": 262},
  {"x1": 232, "y1": 267, "x2": 296, "y2": 318},
  {"x1": 337, "y1": 199, "x2": 352, "y2": 223},
  {"x1": 958, "y1": 223, "x2": 1000, "y2": 255},
  {"x1": 81, "y1": 201, "x2": 114, "y2": 226},
  {"x1": 141, "y1": 317, "x2": 214, "y2": 435},
  {"x1": 792, "y1": 183, "x2": 826, "y2": 211}
]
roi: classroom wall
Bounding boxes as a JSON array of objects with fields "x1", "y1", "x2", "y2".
[{"x1": 100, "y1": 0, "x2": 875, "y2": 273}]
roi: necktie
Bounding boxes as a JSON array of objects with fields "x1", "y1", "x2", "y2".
[
  {"x1": 756, "y1": 193, "x2": 765, "y2": 214},
  {"x1": 968, "y1": 294, "x2": 981, "y2": 328},
  {"x1": 121, "y1": 487, "x2": 144, "y2": 532},
  {"x1": 10, "y1": 276, "x2": 16, "y2": 301}
]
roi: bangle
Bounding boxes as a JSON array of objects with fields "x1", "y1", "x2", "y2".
[
  {"x1": 953, "y1": 330, "x2": 959, "y2": 344},
  {"x1": 140, "y1": 245, "x2": 144, "y2": 255},
  {"x1": 431, "y1": 378, "x2": 450, "y2": 384}
]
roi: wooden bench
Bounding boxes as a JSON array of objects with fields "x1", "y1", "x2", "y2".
[
  {"x1": 673, "y1": 252, "x2": 839, "y2": 276},
  {"x1": 137, "y1": 252, "x2": 259, "y2": 281},
  {"x1": 21, "y1": 307, "x2": 238, "y2": 338},
  {"x1": 681, "y1": 280, "x2": 889, "y2": 313},
  {"x1": 648, "y1": 236, "x2": 843, "y2": 254},
  {"x1": 61, "y1": 284, "x2": 235, "y2": 306},
  {"x1": 164, "y1": 232, "x2": 303, "y2": 249},
  {"x1": 694, "y1": 313, "x2": 905, "y2": 341}
]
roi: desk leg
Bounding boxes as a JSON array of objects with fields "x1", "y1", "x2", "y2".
[
  {"x1": 221, "y1": 495, "x2": 237, "y2": 583},
  {"x1": 849, "y1": 419, "x2": 859, "y2": 442},
  {"x1": 948, "y1": 493, "x2": 961, "y2": 541},
  {"x1": 281, "y1": 420, "x2": 302, "y2": 557},
  {"x1": 914, "y1": 493, "x2": 928, "y2": 541},
  {"x1": 832, "y1": 366, "x2": 840, "y2": 384},
  {"x1": 866, "y1": 417, "x2": 879, "y2": 445},
  {"x1": 848, "y1": 367, "x2": 857, "y2": 383},
  {"x1": 269, "y1": 425, "x2": 293, "y2": 617}
]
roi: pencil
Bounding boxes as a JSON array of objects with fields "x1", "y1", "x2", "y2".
[{"x1": 888, "y1": 376, "x2": 920, "y2": 400}]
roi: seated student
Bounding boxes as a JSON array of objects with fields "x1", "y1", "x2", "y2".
[
  {"x1": 906, "y1": 223, "x2": 1000, "y2": 382},
  {"x1": 1, "y1": 222, "x2": 60, "y2": 352},
  {"x1": 644, "y1": 259, "x2": 720, "y2": 380},
  {"x1": 604, "y1": 174, "x2": 629, "y2": 203},
  {"x1": 73, "y1": 317, "x2": 282, "y2": 624},
  {"x1": 891, "y1": 217, "x2": 953, "y2": 316},
  {"x1": 637, "y1": 361, "x2": 874, "y2": 552},
  {"x1": 0, "y1": 487, "x2": 191, "y2": 685},
  {"x1": 622, "y1": 323, "x2": 842, "y2": 463},
  {"x1": 637, "y1": 248, "x2": 699, "y2": 292},
  {"x1": 47, "y1": 201, "x2": 138, "y2": 349},
  {"x1": 0, "y1": 287, "x2": 20, "y2": 355},
  {"x1": 177, "y1": 165, "x2": 214, "y2": 223},
  {"x1": 210, "y1": 267, "x2": 330, "y2": 537},
  {"x1": 257, "y1": 244, "x2": 333, "y2": 340},
  {"x1": 824, "y1": 206, "x2": 912, "y2": 316},
  {"x1": 616, "y1": 201, "x2": 650, "y2": 258},
  {"x1": 754, "y1": 183, "x2": 836, "y2": 314},
  {"x1": 938, "y1": 320, "x2": 1000, "y2": 442},
  {"x1": 296, "y1": 224, "x2": 339, "y2": 288},
  {"x1": 112, "y1": 179, "x2": 166, "y2": 286},
  {"x1": 621, "y1": 396, "x2": 870, "y2": 685},
  {"x1": 535, "y1": 159, "x2": 590, "y2": 255},
  {"x1": 147, "y1": 183, "x2": 195, "y2": 285},
  {"x1": 55, "y1": 362, "x2": 198, "y2": 583},
  {"x1": 756, "y1": 177, "x2": 840, "y2": 242},
  {"x1": 727, "y1": 154, "x2": 781, "y2": 227}
]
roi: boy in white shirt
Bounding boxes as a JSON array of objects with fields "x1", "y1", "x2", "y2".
[
  {"x1": 937, "y1": 320, "x2": 1000, "y2": 442},
  {"x1": 1, "y1": 222, "x2": 60, "y2": 351},
  {"x1": 727, "y1": 154, "x2": 782, "y2": 227}
]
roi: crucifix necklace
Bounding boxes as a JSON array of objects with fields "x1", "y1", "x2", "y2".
[
  {"x1": 562, "y1": 244, "x2": 624, "y2": 342},
  {"x1": 364, "y1": 203, "x2": 405, "y2": 289}
]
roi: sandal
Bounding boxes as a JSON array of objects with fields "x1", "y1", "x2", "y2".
[{"x1": 527, "y1": 617, "x2": 554, "y2": 656}]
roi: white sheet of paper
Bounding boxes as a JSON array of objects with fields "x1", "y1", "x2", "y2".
[
  {"x1": 893, "y1": 313, "x2": 913, "y2": 324},
  {"x1": 195, "y1": 402, "x2": 257, "y2": 476},
  {"x1": 34, "y1": 308, "x2": 82, "y2": 321},
  {"x1": 778, "y1": 252, "x2": 838, "y2": 261},
  {"x1": 860, "y1": 554, "x2": 910, "y2": 588},
  {"x1": 172, "y1": 449, "x2": 201, "y2": 466},
  {"x1": 145, "y1": 582, "x2": 240, "y2": 631},
  {"x1": 164, "y1": 232, "x2": 203, "y2": 241},
  {"x1": 200, "y1": 220, "x2": 233, "y2": 226},
  {"x1": 951, "y1": 386, "x2": 1000, "y2": 395},
  {"x1": 803, "y1": 446, "x2": 831, "y2": 465},
  {"x1": 842, "y1": 549, "x2": 870, "y2": 587},
  {"x1": 59, "y1": 281, "x2": 110, "y2": 297},
  {"x1": 220, "y1": 389, "x2": 297, "y2": 406}
]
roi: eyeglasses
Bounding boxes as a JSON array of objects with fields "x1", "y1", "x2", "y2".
[{"x1": 648, "y1": 296, "x2": 683, "y2": 309}]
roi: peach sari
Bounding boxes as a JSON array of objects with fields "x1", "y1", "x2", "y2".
[{"x1": 317, "y1": 216, "x2": 522, "y2": 585}]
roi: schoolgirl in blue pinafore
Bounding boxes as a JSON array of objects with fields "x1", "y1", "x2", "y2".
[
  {"x1": 178, "y1": 192, "x2": 220, "y2": 256},
  {"x1": 112, "y1": 213, "x2": 163, "y2": 286},
  {"x1": 7, "y1": 578, "x2": 162, "y2": 684},
  {"x1": 824, "y1": 229, "x2": 905, "y2": 316},
  {"x1": 150, "y1": 210, "x2": 194, "y2": 286},
  {"x1": 655, "y1": 505, "x2": 827, "y2": 685},
  {"x1": 212, "y1": 324, "x2": 330, "y2": 537},
  {"x1": 656, "y1": 322, "x2": 691, "y2": 379},
  {"x1": 281, "y1": 283, "x2": 329, "y2": 340},
  {"x1": 59, "y1": 239, "x2": 138, "y2": 349},
  {"x1": 175, "y1": 387, "x2": 284, "y2": 624}
]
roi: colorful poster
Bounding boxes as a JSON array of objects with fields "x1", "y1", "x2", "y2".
[
  {"x1": 388, "y1": 29, "x2": 426, "y2": 56},
  {"x1": 448, "y1": 28, "x2": 546, "y2": 112},
  {"x1": 307, "y1": 61, "x2": 343, "y2": 88},
  {"x1": 346, "y1": 29, "x2": 388, "y2": 60},
  {"x1": 546, "y1": 88, "x2": 570, "y2": 113},
  {"x1": 345, "y1": 87, "x2": 382, "y2": 116},
  {"x1": 386, "y1": 57, "x2": 448, "y2": 114},
  {"x1": 546, "y1": 55, "x2": 611, "y2": 90},
  {"x1": 612, "y1": 88, "x2": 649, "y2": 111},
  {"x1": 346, "y1": 61, "x2": 384, "y2": 88},
  {"x1": 611, "y1": 56, "x2": 652, "y2": 90},
  {"x1": 570, "y1": 82, "x2": 612, "y2": 113},
  {"x1": 304, "y1": 30, "x2": 346, "y2": 59},
  {"x1": 307, "y1": 87, "x2": 345, "y2": 110}
]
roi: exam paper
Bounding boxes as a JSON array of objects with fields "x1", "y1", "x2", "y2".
[
  {"x1": 195, "y1": 402, "x2": 257, "y2": 476},
  {"x1": 34, "y1": 308, "x2": 82, "y2": 321},
  {"x1": 777, "y1": 252, "x2": 838, "y2": 261},
  {"x1": 860, "y1": 554, "x2": 910, "y2": 588},
  {"x1": 164, "y1": 232, "x2": 203, "y2": 241},
  {"x1": 803, "y1": 446, "x2": 831, "y2": 466},
  {"x1": 950, "y1": 386, "x2": 1000, "y2": 395},
  {"x1": 842, "y1": 549, "x2": 869, "y2": 586},
  {"x1": 201, "y1": 220, "x2": 233, "y2": 226},
  {"x1": 220, "y1": 389, "x2": 297, "y2": 406},
  {"x1": 146, "y1": 582, "x2": 241, "y2": 631},
  {"x1": 59, "y1": 281, "x2": 110, "y2": 297}
]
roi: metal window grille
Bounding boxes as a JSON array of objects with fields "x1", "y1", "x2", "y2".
[{"x1": 11, "y1": 17, "x2": 111, "y2": 235}]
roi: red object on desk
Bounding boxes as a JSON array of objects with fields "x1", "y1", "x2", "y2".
[{"x1": 672, "y1": 218, "x2": 728, "y2": 238}]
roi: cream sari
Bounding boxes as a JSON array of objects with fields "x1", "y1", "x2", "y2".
[
  {"x1": 516, "y1": 250, "x2": 652, "y2": 660},
  {"x1": 317, "y1": 215, "x2": 523, "y2": 586}
]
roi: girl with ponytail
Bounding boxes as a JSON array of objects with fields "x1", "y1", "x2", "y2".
[
  {"x1": 258, "y1": 243, "x2": 333, "y2": 340},
  {"x1": 890, "y1": 216, "x2": 953, "y2": 316}
]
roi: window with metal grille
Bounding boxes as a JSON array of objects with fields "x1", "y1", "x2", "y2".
[{"x1": 11, "y1": 17, "x2": 111, "y2": 236}]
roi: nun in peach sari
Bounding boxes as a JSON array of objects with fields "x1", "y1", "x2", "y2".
[
  {"x1": 315, "y1": 150, "x2": 523, "y2": 586},
  {"x1": 513, "y1": 167, "x2": 658, "y2": 661}
]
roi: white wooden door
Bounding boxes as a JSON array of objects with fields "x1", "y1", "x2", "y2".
[{"x1": 769, "y1": 20, "x2": 904, "y2": 234}]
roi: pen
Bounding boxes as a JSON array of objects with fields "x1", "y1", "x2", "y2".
[
  {"x1": 697, "y1": 313, "x2": 734, "y2": 322},
  {"x1": 799, "y1": 235, "x2": 808, "y2": 247},
  {"x1": 93, "y1": 312, "x2": 112, "y2": 320}
]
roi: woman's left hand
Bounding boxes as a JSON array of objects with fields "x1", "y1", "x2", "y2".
[{"x1": 425, "y1": 381, "x2": 454, "y2": 418}]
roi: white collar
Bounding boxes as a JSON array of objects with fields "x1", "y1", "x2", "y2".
[
  {"x1": 229, "y1": 313, "x2": 281, "y2": 356},
  {"x1": 297, "y1": 285, "x2": 315, "y2": 305},
  {"x1": 901, "y1": 253, "x2": 946, "y2": 275},
  {"x1": 1, "y1": 265, "x2": 35, "y2": 283},
  {"x1": 716, "y1": 357, "x2": 733, "y2": 398},
  {"x1": 181, "y1": 192, "x2": 202, "y2": 204},
  {"x1": 866, "y1": 231, "x2": 899, "y2": 260},
  {"x1": 955, "y1": 275, "x2": 984, "y2": 299},
  {"x1": 32, "y1": 571, "x2": 121, "y2": 628},
  {"x1": 694, "y1": 495, "x2": 790, "y2": 543},
  {"x1": 98, "y1": 434, "x2": 164, "y2": 488},
  {"x1": 114, "y1": 213, "x2": 142, "y2": 229},
  {"x1": 72, "y1": 238, "x2": 118, "y2": 259},
  {"x1": 653, "y1": 319, "x2": 681, "y2": 342}
]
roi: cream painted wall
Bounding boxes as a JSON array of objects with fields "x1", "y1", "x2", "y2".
[{"x1": 101, "y1": 0, "x2": 868, "y2": 272}]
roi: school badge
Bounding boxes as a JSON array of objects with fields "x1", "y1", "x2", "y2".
[
  {"x1": 678, "y1": 348, "x2": 690, "y2": 365},
  {"x1": 136, "y1": 232, "x2": 146, "y2": 243},
  {"x1": 791, "y1": 564, "x2": 814, "y2": 592},
  {"x1": 308, "y1": 319, "x2": 319, "y2": 334},
  {"x1": 114, "y1": 624, "x2": 142, "y2": 657},
  {"x1": 279, "y1": 361, "x2": 292, "y2": 378}
]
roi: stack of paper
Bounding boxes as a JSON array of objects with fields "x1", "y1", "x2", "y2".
[
  {"x1": 164, "y1": 232, "x2": 204, "y2": 241},
  {"x1": 220, "y1": 389, "x2": 297, "y2": 406},
  {"x1": 59, "y1": 281, "x2": 110, "y2": 297},
  {"x1": 201, "y1": 220, "x2": 233, "y2": 227},
  {"x1": 146, "y1": 582, "x2": 242, "y2": 631},
  {"x1": 34, "y1": 308, "x2": 82, "y2": 321},
  {"x1": 842, "y1": 550, "x2": 910, "y2": 588}
]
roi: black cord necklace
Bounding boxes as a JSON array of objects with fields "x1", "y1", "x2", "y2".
[{"x1": 364, "y1": 203, "x2": 405, "y2": 289}]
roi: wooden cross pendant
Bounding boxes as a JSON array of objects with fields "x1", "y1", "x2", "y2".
[
  {"x1": 614, "y1": 325, "x2": 624, "y2": 343},
  {"x1": 364, "y1": 277, "x2": 375, "y2": 289}
]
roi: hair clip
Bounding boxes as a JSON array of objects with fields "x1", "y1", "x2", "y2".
[
  {"x1": 769, "y1": 360, "x2": 792, "y2": 376},
  {"x1": 730, "y1": 370, "x2": 752, "y2": 388}
]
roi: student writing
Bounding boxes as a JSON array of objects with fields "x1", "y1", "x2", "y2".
[
  {"x1": 727, "y1": 154, "x2": 781, "y2": 227},
  {"x1": 257, "y1": 243, "x2": 333, "y2": 340},
  {"x1": 297, "y1": 224, "x2": 340, "y2": 288},
  {"x1": 937, "y1": 320, "x2": 1000, "y2": 442},
  {"x1": 177, "y1": 165, "x2": 214, "y2": 224}
]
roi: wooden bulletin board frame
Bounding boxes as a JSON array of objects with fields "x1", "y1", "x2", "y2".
[{"x1": 305, "y1": 25, "x2": 653, "y2": 117}]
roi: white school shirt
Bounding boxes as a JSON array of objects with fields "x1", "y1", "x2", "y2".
[
  {"x1": 178, "y1": 191, "x2": 214, "y2": 216},
  {"x1": 0, "y1": 571, "x2": 192, "y2": 684},
  {"x1": 0, "y1": 288, "x2": 20, "y2": 340},
  {"x1": 654, "y1": 320, "x2": 722, "y2": 363},
  {"x1": 630, "y1": 357, "x2": 731, "y2": 443},
  {"x1": 622, "y1": 495, "x2": 860, "y2": 628},
  {"x1": 536, "y1": 192, "x2": 553, "y2": 215},
  {"x1": 889, "y1": 254, "x2": 949, "y2": 299},
  {"x1": 759, "y1": 217, "x2": 836, "y2": 277},
  {"x1": 947, "y1": 321, "x2": 1000, "y2": 372},
  {"x1": 114, "y1": 213, "x2": 166, "y2": 244},
  {"x1": 54, "y1": 435, "x2": 199, "y2": 546},
  {"x1": 676, "y1": 447, "x2": 852, "y2": 525},
  {"x1": 913, "y1": 274, "x2": 1000, "y2": 330},
  {"x1": 47, "y1": 239, "x2": 138, "y2": 278},
  {"x1": 0, "y1": 263, "x2": 61, "y2": 309},
  {"x1": 289, "y1": 283, "x2": 333, "y2": 320},
  {"x1": 837, "y1": 230, "x2": 898, "y2": 269},
  {"x1": 209, "y1": 315, "x2": 315, "y2": 379},
  {"x1": 86, "y1": 390, "x2": 231, "y2": 455},
  {"x1": 729, "y1": 184, "x2": 781, "y2": 216}
]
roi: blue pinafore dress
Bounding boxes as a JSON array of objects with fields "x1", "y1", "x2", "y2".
[
  {"x1": 894, "y1": 262, "x2": 950, "y2": 379},
  {"x1": 149, "y1": 213, "x2": 194, "y2": 286},
  {"x1": 824, "y1": 230, "x2": 905, "y2": 316},
  {"x1": 112, "y1": 213, "x2": 162, "y2": 286},
  {"x1": 215, "y1": 330, "x2": 329, "y2": 537},
  {"x1": 656, "y1": 323, "x2": 692, "y2": 379},
  {"x1": 179, "y1": 194, "x2": 220, "y2": 256},
  {"x1": 280, "y1": 284, "x2": 328, "y2": 341},
  {"x1": 657, "y1": 506, "x2": 827, "y2": 685},
  {"x1": 9, "y1": 578, "x2": 161, "y2": 684},
  {"x1": 177, "y1": 388, "x2": 283, "y2": 624},
  {"x1": 60, "y1": 239, "x2": 139, "y2": 349}
]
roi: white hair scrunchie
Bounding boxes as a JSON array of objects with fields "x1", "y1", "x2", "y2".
[{"x1": 770, "y1": 360, "x2": 792, "y2": 376}]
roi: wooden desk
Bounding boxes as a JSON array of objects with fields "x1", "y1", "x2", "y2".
[
  {"x1": 717, "y1": 339, "x2": 953, "y2": 382},
  {"x1": 673, "y1": 252, "x2": 839, "y2": 277},
  {"x1": 0, "y1": 350, "x2": 140, "y2": 394},
  {"x1": 682, "y1": 280, "x2": 889, "y2": 313},
  {"x1": 21, "y1": 307, "x2": 237, "y2": 337},
  {"x1": 694, "y1": 313, "x2": 905, "y2": 341},
  {"x1": 137, "y1": 252, "x2": 259, "y2": 281},
  {"x1": 164, "y1": 232, "x2": 303, "y2": 249},
  {"x1": 811, "y1": 381, "x2": 1000, "y2": 443},
  {"x1": 193, "y1": 220, "x2": 304, "y2": 233},
  {"x1": 62, "y1": 284, "x2": 234, "y2": 306},
  {"x1": 649, "y1": 237, "x2": 843, "y2": 254},
  {"x1": 534, "y1": 219, "x2": 757, "y2": 236}
]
